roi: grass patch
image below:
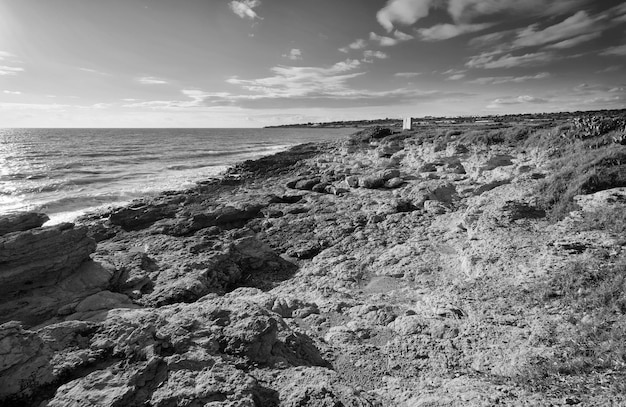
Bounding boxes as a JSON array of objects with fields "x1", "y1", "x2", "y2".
[{"x1": 538, "y1": 147, "x2": 626, "y2": 220}]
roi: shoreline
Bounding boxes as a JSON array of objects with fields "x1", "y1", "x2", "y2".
[{"x1": 2, "y1": 119, "x2": 626, "y2": 405}]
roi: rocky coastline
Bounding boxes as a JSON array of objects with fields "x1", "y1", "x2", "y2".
[{"x1": 2, "y1": 120, "x2": 626, "y2": 406}]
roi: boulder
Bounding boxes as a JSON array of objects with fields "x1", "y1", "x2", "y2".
[
  {"x1": 574, "y1": 187, "x2": 626, "y2": 212},
  {"x1": 156, "y1": 204, "x2": 264, "y2": 236},
  {"x1": 345, "y1": 175, "x2": 360, "y2": 188},
  {"x1": 294, "y1": 178, "x2": 321, "y2": 191},
  {"x1": 109, "y1": 202, "x2": 177, "y2": 230},
  {"x1": 359, "y1": 169, "x2": 401, "y2": 189},
  {"x1": 0, "y1": 320, "x2": 97, "y2": 401},
  {"x1": 0, "y1": 223, "x2": 96, "y2": 299},
  {"x1": 0, "y1": 212, "x2": 49, "y2": 236},
  {"x1": 384, "y1": 177, "x2": 405, "y2": 189}
]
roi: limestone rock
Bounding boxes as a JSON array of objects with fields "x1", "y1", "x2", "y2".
[
  {"x1": 155, "y1": 204, "x2": 263, "y2": 236},
  {"x1": 0, "y1": 223, "x2": 96, "y2": 300},
  {"x1": 109, "y1": 202, "x2": 178, "y2": 230},
  {"x1": 0, "y1": 212, "x2": 49, "y2": 236},
  {"x1": 574, "y1": 187, "x2": 626, "y2": 212}
]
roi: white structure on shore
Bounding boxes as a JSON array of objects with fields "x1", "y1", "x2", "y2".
[{"x1": 403, "y1": 117, "x2": 413, "y2": 130}]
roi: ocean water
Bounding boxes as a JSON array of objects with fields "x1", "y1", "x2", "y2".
[{"x1": 0, "y1": 128, "x2": 355, "y2": 224}]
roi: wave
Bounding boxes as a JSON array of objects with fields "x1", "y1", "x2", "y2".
[{"x1": 32, "y1": 193, "x2": 139, "y2": 213}]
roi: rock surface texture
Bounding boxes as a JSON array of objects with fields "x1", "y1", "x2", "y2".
[{"x1": 2, "y1": 120, "x2": 626, "y2": 406}]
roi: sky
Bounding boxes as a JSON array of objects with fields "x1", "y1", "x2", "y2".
[{"x1": 0, "y1": 0, "x2": 624, "y2": 128}]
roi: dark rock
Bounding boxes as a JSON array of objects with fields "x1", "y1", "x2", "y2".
[
  {"x1": 268, "y1": 194, "x2": 303, "y2": 204},
  {"x1": 0, "y1": 223, "x2": 96, "y2": 300},
  {"x1": 359, "y1": 175, "x2": 385, "y2": 189},
  {"x1": 420, "y1": 163, "x2": 438, "y2": 172},
  {"x1": 454, "y1": 144, "x2": 469, "y2": 154},
  {"x1": 0, "y1": 212, "x2": 49, "y2": 236},
  {"x1": 483, "y1": 154, "x2": 514, "y2": 170},
  {"x1": 474, "y1": 180, "x2": 511, "y2": 196},
  {"x1": 501, "y1": 200, "x2": 546, "y2": 221},
  {"x1": 311, "y1": 182, "x2": 329, "y2": 193},
  {"x1": 109, "y1": 202, "x2": 177, "y2": 230},
  {"x1": 158, "y1": 205, "x2": 264, "y2": 236},
  {"x1": 294, "y1": 178, "x2": 321, "y2": 191}
]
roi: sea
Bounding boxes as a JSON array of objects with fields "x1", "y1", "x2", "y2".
[{"x1": 0, "y1": 128, "x2": 356, "y2": 225}]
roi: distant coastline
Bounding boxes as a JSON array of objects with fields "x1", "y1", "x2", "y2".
[{"x1": 265, "y1": 108, "x2": 626, "y2": 128}]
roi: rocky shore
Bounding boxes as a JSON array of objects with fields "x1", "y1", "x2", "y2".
[{"x1": 1, "y1": 120, "x2": 626, "y2": 406}]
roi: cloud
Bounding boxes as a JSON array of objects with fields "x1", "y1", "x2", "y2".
[
  {"x1": 466, "y1": 51, "x2": 553, "y2": 69},
  {"x1": 393, "y1": 30, "x2": 415, "y2": 41},
  {"x1": 417, "y1": 22, "x2": 492, "y2": 41},
  {"x1": 546, "y1": 32, "x2": 601, "y2": 49},
  {"x1": 226, "y1": 59, "x2": 365, "y2": 99},
  {"x1": 466, "y1": 5, "x2": 626, "y2": 69},
  {"x1": 0, "y1": 66, "x2": 24, "y2": 76},
  {"x1": 339, "y1": 39, "x2": 367, "y2": 53},
  {"x1": 469, "y1": 72, "x2": 550, "y2": 85},
  {"x1": 362, "y1": 50, "x2": 389, "y2": 63},
  {"x1": 596, "y1": 65, "x2": 622, "y2": 73},
  {"x1": 0, "y1": 103, "x2": 69, "y2": 110},
  {"x1": 369, "y1": 30, "x2": 413, "y2": 47},
  {"x1": 283, "y1": 48, "x2": 302, "y2": 61},
  {"x1": 376, "y1": 0, "x2": 436, "y2": 32},
  {"x1": 228, "y1": 0, "x2": 262, "y2": 20},
  {"x1": 0, "y1": 51, "x2": 15, "y2": 61},
  {"x1": 395, "y1": 72, "x2": 421, "y2": 78},
  {"x1": 447, "y1": 0, "x2": 588, "y2": 23},
  {"x1": 600, "y1": 45, "x2": 626, "y2": 57},
  {"x1": 138, "y1": 76, "x2": 168, "y2": 85},
  {"x1": 3, "y1": 90, "x2": 21, "y2": 95},
  {"x1": 78, "y1": 67, "x2": 110, "y2": 76},
  {"x1": 512, "y1": 11, "x2": 600, "y2": 49},
  {"x1": 447, "y1": 73, "x2": 466, "y2": 80},
  {"x1": 487, "y1": 95, "x2": 549, "y2": 108}
]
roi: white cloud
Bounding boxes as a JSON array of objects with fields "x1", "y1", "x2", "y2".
[
  {"x1": 0, "y1": 51, "x2": 15, "y2": 61},
  {"x1": 417, "y1": 23, "x2": 492, "y2": 41},
  {"x1": 0, "y1": 103, "x2": 69, "y2": 110},
  {"x1": 547, "y1": 32, "x2": 601, "y2": 49},
  {"x1": 600, "y1": 45, "x2": 626, "y2": 57},
  {"x1": 447, "y1": 73, "x2": 466, "y2": 80},
  {"x1": 0, "y1": 66, "x2": 24, "y2": 76},
  {"x1": 393, "y1": 30, "x2": 414, "y2": 41},
  {"x1": 283, "y1": 48, "x2": 303, "y2": 61},
  {"x1": 512, "y1": 11, "x2": 599, "y2": 49},
  {"x1": 229, "y1": 0, "x2": 262, "y2": 20},
  {"x1": 469, "y1": 72, "x2": 550, "y2": 85},
  {"x1": 395, "y1": 72, "x2": 421, "y2": 78},
  {"x1": 466, "y1": 52, "x2": 554, "y2": 69},
  {"x1": 3, "y1": 90, "x2": 22, "y2": 95},
  {"x1": 447, "y1": 0, "x2": 588, "y2": 23},
  {"x1": 339, "y1": 39, "x2": 367, "y2": 53},
  {"x1": 487, "y1": 94, "x2": 549, "y2": 108},
  {"x1": 362, "y1": 50, "x2": 389, "y2": 63},
  {"x1": 138, "y1": 76, "x2": 168, "y2": 85},
  {"x1": 226, "y1": 59, "x2": 365, "y2": 99},
  {"x1": 370, "y1": 31, "x2": 414, "y2": 47},
  {"x1": 78, "y1": 67, "x2": 110, "y2": 76},
  {"x1": 596, "y1": 65, "x2": 622, "y2": 73},
  {"x1": 376, "y1": 0, "x2": 435, "y2": 32}
]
